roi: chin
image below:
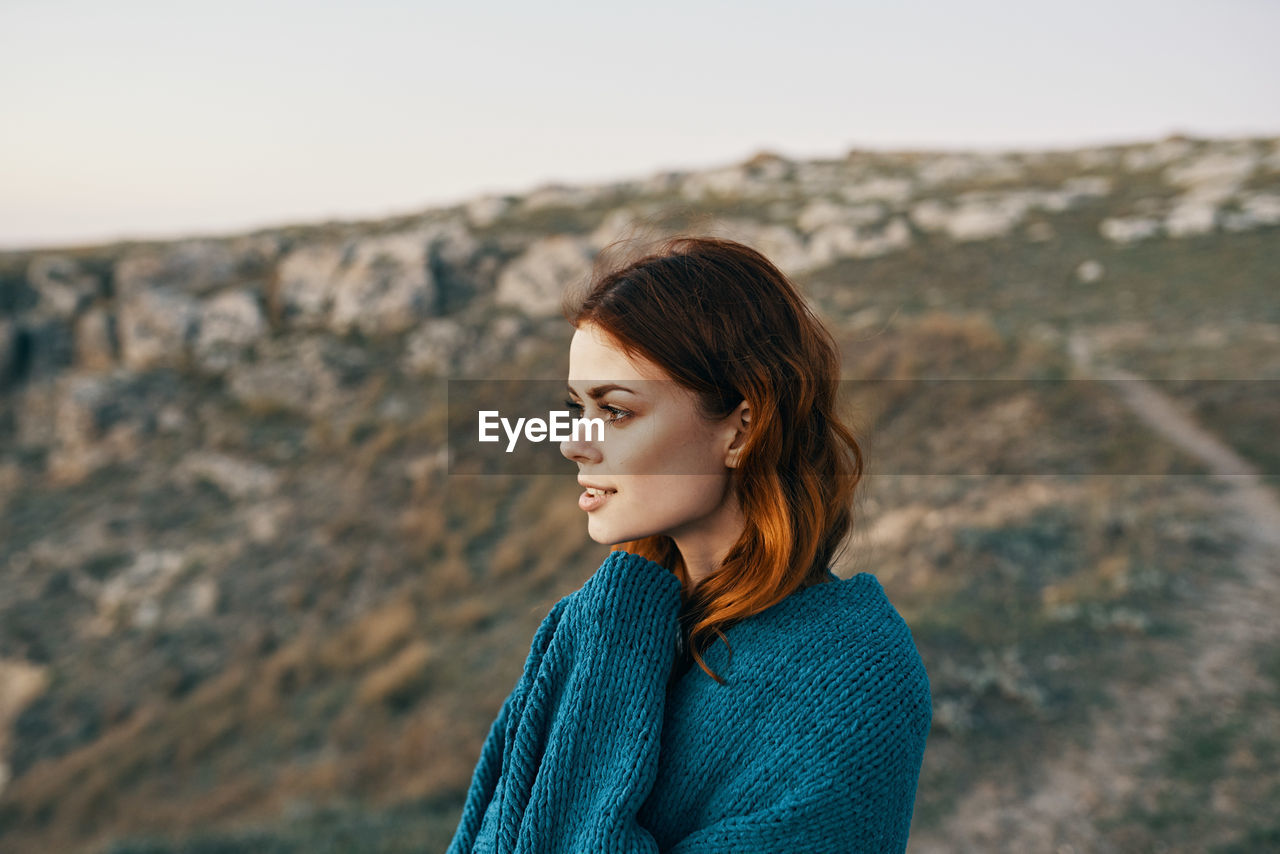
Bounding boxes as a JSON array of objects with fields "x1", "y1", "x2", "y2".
[
  {"x1": 587, "y1": 519, "x2": 644, "y2": 547},
  {"x1": 587, "y1": 524, "x2": 622, "y2": 546}
]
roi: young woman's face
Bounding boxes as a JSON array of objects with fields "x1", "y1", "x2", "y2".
[{"x1": 560, "y1": 322, "x2": 747, "y2": 548}]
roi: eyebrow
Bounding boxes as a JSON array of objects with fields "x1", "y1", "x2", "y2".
[{"x1": 565, "y1": 383, "x2": 639, "y2": 399}]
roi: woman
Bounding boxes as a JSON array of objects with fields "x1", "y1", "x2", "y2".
[{"x1": 447, "y1": 235, "x2": 932, "y2": 853}]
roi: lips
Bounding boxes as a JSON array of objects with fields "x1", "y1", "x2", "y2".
[{"x1": 578, "y1": 482, "x2": 617, "y2": 512}]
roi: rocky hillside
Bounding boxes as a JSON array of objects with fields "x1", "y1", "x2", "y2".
[{"x1": 1, "y1": 134, "x2": 1278, "y2": 852}]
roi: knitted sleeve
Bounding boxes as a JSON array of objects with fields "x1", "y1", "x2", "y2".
[
  {"x1": 446, "y1": 594, "x2": 572, "y2": 854},
  {"x1": 445, "y1": 684, "x2": 515, "y2": 852},
  {"x1": 448, "y1": 549, "x2": 683, "y2": 854},
  {"x1": 667, "y1": 623, "x2": 932, "y2": 854}
]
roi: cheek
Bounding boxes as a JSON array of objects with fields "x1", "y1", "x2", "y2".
[
  {"x1": 613, "y1": 429, "x2": 724, "y2": 477},
  {"x1": 630, "y1": 475, "x2": 726, "y2": 519}
]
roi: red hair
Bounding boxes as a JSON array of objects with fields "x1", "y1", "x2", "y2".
[{"x1": 562, "y1": 235, "x2": 865, "y2": 685}]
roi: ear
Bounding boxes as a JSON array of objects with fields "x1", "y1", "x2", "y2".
[{"x1": 723, "y1": 400, "x2": 751, "y2": 469}]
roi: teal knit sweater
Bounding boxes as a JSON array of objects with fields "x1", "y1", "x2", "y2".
[{"x1": 447, "y1": 550, "x2": 932, "y2": 853}]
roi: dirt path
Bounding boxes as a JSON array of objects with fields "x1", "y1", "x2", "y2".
[{"x1": 909, "y1": 333, "x2": 1280, "y2": 852}]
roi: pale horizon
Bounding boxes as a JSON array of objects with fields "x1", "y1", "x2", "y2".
[{"x1": 3, "y1": 0, "x2": 1278, "y2": 251}]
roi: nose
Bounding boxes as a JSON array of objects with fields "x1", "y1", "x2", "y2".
[{"x1": 560, "y1": 432, "x2": 602, "y2": 465}]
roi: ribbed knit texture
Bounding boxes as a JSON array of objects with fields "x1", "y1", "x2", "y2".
[{"x1": 447, "y1": 550, "x2": 932, "y2": 854}]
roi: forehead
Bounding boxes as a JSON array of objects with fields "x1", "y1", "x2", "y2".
[{"x1": 568, "y1": 323, "x2": 669, "y2": 384}]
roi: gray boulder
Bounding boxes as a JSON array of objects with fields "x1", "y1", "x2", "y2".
[
  {"x1": 194, "y1": 288, "x2": 267, "y2": 374},
  {"x1": 26, "y1": 255, "x2": 99, "y2": 320},
  {"x1": 114, "y1": 239, "x2": 242, "y2": 298},
  {"x1": 117, "y1": 287, "x2": 201, "y2": 370},
  {"x1": 275, "y1": 227, "x2": 456, "y2": 335},
  {"x1": 495, "y1": 235, "x2": 594, "y2": 316},
  {"x1": 226, "y1": 335, "x2": 344, "y2": 417}
]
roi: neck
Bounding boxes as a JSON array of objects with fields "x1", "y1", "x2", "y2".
[
  {"x1": 676, "y1": 538, "x2": 732, "y2": 588},
  {"x1": 670, "y1": 493, "x2": 746, "y2": 588}
]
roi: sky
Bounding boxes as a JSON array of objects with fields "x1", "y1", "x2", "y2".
[{"x1": 2, "y1": 0, "x2": 1278, "y2": 250}]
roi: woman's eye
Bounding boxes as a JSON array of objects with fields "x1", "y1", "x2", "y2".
[
  {"x1": 563, "y1": 398, "x2": 631, "y2": 424},
  {"x1": 601, "y1": 405, "x2": 632, "y2": 423}
]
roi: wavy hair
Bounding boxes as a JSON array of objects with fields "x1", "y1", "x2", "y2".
[{"x1": 561, "y1": 234, "x2": 864, "y2": 685}]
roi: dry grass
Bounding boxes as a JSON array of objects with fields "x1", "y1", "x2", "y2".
[{"x1": 356, "y1": 640, "x2": 437, "y2": 708}]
